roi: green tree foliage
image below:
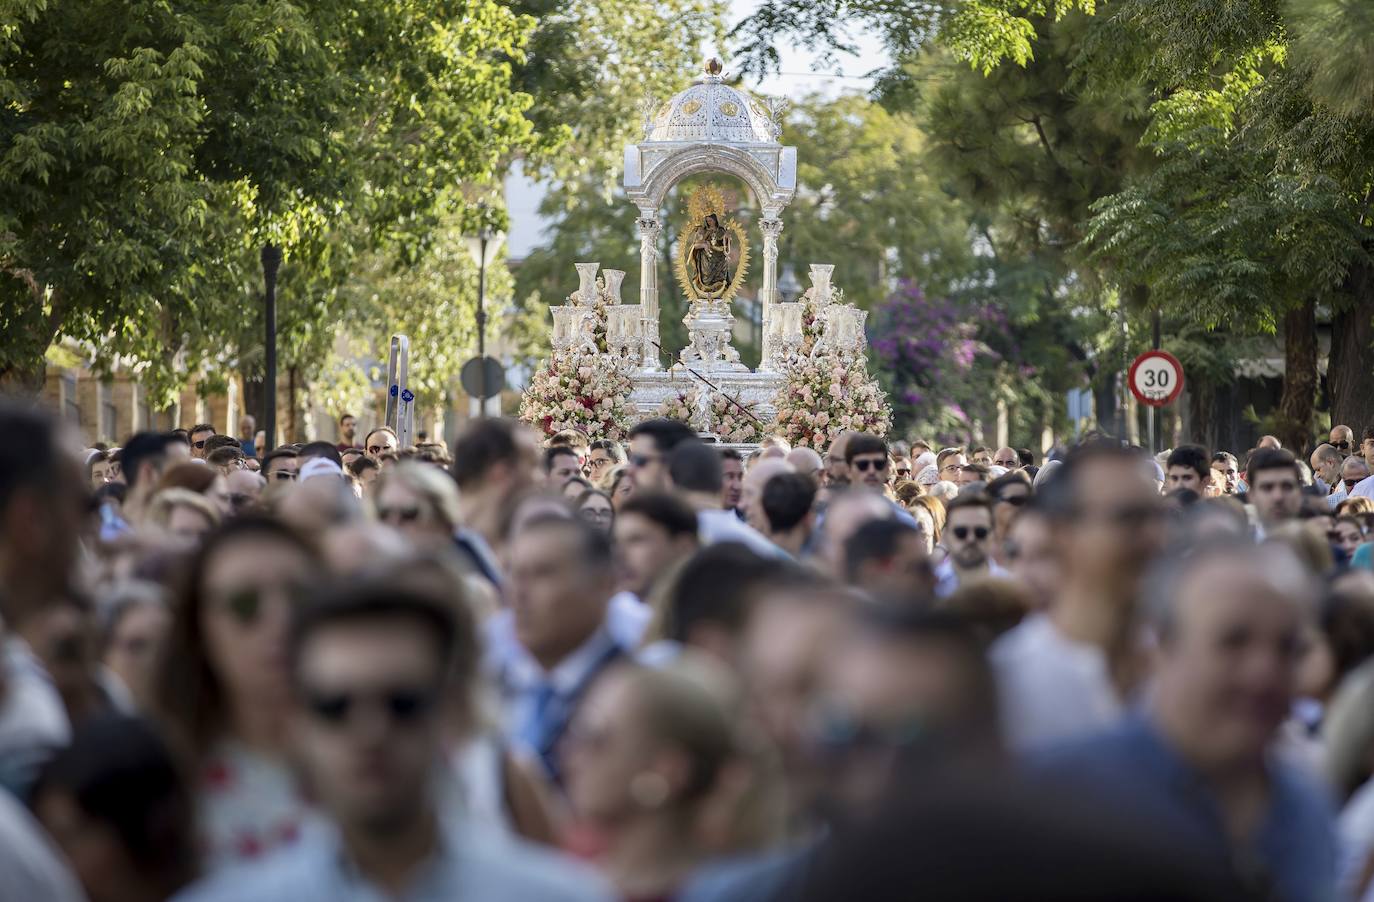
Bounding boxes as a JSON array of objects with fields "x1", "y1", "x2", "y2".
[{"x1": 0, "y1": 0, "x2": 543, "y2": 404}]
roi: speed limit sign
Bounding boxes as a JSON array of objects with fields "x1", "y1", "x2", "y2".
[{"x1": 1129, "y1": 350, "x2": 1184, "y2": 407}]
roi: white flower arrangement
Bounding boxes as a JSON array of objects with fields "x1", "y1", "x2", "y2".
[
  {"x1": 771, "y1": 352, "x2": 891, "y2": 449},
  {"x1": 655, "y1": 387, "x2": 766, "y2": 445},
  {"x1": 519, "y1": 348, "x2": 633, "y2": 441}
]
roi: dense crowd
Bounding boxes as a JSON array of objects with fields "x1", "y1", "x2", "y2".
[{"x1": 5, "y1": 403, "x2": 1374, "y2": 901}]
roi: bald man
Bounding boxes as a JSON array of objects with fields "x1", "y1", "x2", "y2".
[
  {"x1": 741, "y1": 457, "x2": 795, "y2": 533},
  {"x1": 1331, "y1": 425, "x2": 1355, "y2": 456},
  {"x1": 786, "y1": 446, "x2": 825, "y2": 482},
  {"x1": 993, "y1": 447, "x2": 1019, "y2": 470}
]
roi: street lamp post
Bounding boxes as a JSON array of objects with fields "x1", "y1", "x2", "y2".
[
  {"x1": 261, "y1": 243, "x2": 282, "y2": 449},
  {"x1": 465, "y1": 209, "x2": 506, "y2": 418}
]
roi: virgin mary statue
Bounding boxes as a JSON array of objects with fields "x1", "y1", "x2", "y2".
[{"x1": 688, "y1": 213, "x2": 731, "y2": 298}]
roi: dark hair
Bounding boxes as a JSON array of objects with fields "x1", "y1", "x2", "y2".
[
  {"x1": 153, "y1": 461, "x2": 219, "y2": 497},
  {"x1": 986, "y1": 471, "x2": 1031, "y2": 502},
  {"x1": 1247, "y1": 448, "x2": 1301, "y2": 483},
  {"x1": 87, "y1": 448, "x2": 110, "y2": 479},
  {"x1": 1036, "y1": 442, "x2": 1144, "y2": 521},
  {"x1": 628, "y1": 418, "x2": 697, "y2": 456},
  {"x1": 288, "y1": 584, "x2": 459, "y2": 685},
  {"x1": 669, "y1": 440, "x2": 723, "y2": 494},
  {"x1": 156, "y1": 518, "x2": 321, "y2": 757},
  {"x1": 1363, "y1": 426, "x2": 1374, "y2": 443},
  {"x1": 1319, "y1": 586, "x2": 1374, "y2": 684},
  {"x1": 347, "y1": 455, "x2": 379, "y2": 478},
  {"x1": 189, "y1": 424, "x2": 215, "y2": 437},
  {"x1": 589, "y1": 439, "x2": 626, "y2": 463},
  {"x1": 844, "y1": 519, "x2": 923, "y2": 583},
  {"x1": 845, "y1": 433, "x2": 888, "y2": 464},
  {"x1": 451, "y1": 418, "x2": 522, "y2": 490},
  {"x1": 261, "y1": 447, "x2": 298, "y2": 475},
  {"x1": 544, "y1": 445, "x2": 580, "y2": 473},
  {"x1": 202, "y1": 434, "x2": 239, "y2": 456},
  {"x1": 720, "y1": 448, "x2": 744, "y2": 465},
  {"x1": 205, "y1": 446, "x2": 245, "y2": 469},
  {"x1": 339, "y1": 412, "x2": 356, "y2": 423},
  {"x1": 665, "y1": 544, "x2": 795, "y2": 643},
  {"x1": 31, "y1": 715, "x2": 197, "y2": 894},
  {"x1": 1166, "y1": 445, "x2": 1210, "y2": 479},
  {"x1": 1016, "y1": 448, "x2": 1034, "y2": 467},
  {"x1": 516, "y1": 514, "x2": 614, "y2": 572},
  {"x1": 121, "y1": 432, "x2": 178, "y2": 490},
  {"x1": 944, "y1": 492, "x2": 994, "y2": 521},
  {"x1": 619, "y1": 491, "x2": 700, "y2": 540},
  {"x1": 168, "y1": 429, "x2": 191, "y2": 446},
  {"x1": 762, "y1": 471, "x2": 818, "y2": 532},
  {"x1": 299, "y1": 441, "x2": 343, "y2": 466}
]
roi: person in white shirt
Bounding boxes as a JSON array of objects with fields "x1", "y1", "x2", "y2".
[
  {"x1": 992, "y1": 443, "x2": 1167, "y2": 751},
  {"x1": 608, "y1": 493, "x2": 701, "y2": 649},
  {"x1": 1330, "y1": 456, "x2": 1371, "y2": 508},
  {"x1": 669, "y1": 441, "x2": 785, "y2": 559}
]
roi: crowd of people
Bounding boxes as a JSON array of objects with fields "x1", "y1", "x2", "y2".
[{"x1": 6, "y1": 403, "x2": 1374, "y2": 901}]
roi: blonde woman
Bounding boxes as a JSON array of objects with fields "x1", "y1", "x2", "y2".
[
  {"x1": 369, "y1": 461, "x2": 463, "y2": 552},
  {"x1": 145, "y1": 489, "x2": 221, "y2": 542}
]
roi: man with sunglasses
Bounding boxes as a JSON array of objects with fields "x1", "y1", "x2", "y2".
[
  {"x1": 188, "y1": 423, "x2": 215, "y2": 460},
  {"x1": 1330, "y1": 456, "x2": 1371, "y2": 508},
  {"x1": 260, "y1": 448, "x2": 299, "y2": 484},
  {"x1": 933, "y1": 494, "x2": 1005, "y2": 599},
  {"x1": 626, "y1": 418, "x2": 696, "y2": 492},
  {"x1": 1330, "y1": 424, "x2": 1355, "y2": 456},
  {"x1": 180, "y1": 586, "x2": 609, "y2": 902},
  {"x1": 845, "y1": 433, "x2": 892, "y2": 493},
  {"x1": 992, "y1": 444, "x2": 1166, "y2": 751},
  {"x1": 362, "y1": 426, "x2": 399, "y2": 461}
]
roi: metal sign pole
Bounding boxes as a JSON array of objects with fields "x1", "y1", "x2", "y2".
[{"x1": 385, "y1": 335, "x2": 414, "y2": 448}]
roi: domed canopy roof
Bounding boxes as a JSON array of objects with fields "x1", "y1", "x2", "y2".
[{"x1": 645, "y1": 59, "x2": 781, "y2": 145}]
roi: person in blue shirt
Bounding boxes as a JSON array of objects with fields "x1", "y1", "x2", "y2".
[{"x1": 1035, "y1": 538, "x2": 1337, "y2": 902}]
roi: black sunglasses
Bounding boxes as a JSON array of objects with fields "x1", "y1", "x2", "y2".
[
  {"x1": 952, "y1": 526, "x2": 991, "y2": 541},
  {"x1": 995, "y1": 494, "x2": 1029, "y2": 507},
  {"x1": 303, "y1": 686, "x2": 438, "y2": 727},
  {"x1": 217, "y1": 583, "x2": 309, "y2": 625},
  {"x1": 377, "y1": 505, "x2": 422, "y2": 524},
  {"x1": 629, "y1": 453, "x2": 659, "y2": 468},
  {"x1": 1335, "y1": 441, "x2": 1352, "y2": 451},
  {"x1": 192, "y1": 439, "x2": 208, "y2": 449},
  {"x1": 367, "y1": 444, "x2": 391, "y2": 455},
  {"x1": 853, "y1": 458, "x2": 889, "y2": 472}
]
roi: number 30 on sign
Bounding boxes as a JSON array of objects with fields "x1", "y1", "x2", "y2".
[{"x1": 1128, "y1": 350, "x2": 1184, "y2": 408}]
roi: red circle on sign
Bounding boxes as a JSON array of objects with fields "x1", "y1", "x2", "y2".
[{"x1": 1128, "y1": 350, "x2": 1184, "y2": 408}]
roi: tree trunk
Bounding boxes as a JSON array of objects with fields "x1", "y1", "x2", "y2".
[
  {"x1": 1277, "y1": 300, "x2": 1318, "y2": 455},
  {"x1": 1329, "y1": 258, "x2": 1374, "y2": 435},
  {"x1": 241, "y1": 376, "x2": 265, "y2": 435}
]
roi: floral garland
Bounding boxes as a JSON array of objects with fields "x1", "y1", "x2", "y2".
[
  {"x1": 655, "y1": 387, "x2": 766, "y2": 445},
  {"x1": 519, "y1": 349, "x2": 633, "y2": 441},
  {"x1": 771, "y1": 353, "x2": 892, "y2": 449}
]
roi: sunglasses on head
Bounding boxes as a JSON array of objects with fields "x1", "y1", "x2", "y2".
[
  {"x1": 853, "y1": 458, "x2": 888, "y2": 473},
  {"x1": 303, "y1": 686, "x2": 438, "y2": 728},
  {"x1": 952, "y1": 526, "x2": 991, "y2": 541},
  {"x1": 377, "y1": 505, "x2": 422, "y2": 524}
]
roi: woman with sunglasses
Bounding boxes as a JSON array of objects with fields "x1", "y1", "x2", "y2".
[
  {"x1": 368, "y1": 461, "x2": 462, "y2": 551},
  {"x1": 156, "y1": 517, "x2": 322, "y2": 872}
]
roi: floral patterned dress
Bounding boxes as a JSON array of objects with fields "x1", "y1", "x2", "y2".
[{"x1": 197, "y1": 740, "x2": 310, "y2": 872}]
